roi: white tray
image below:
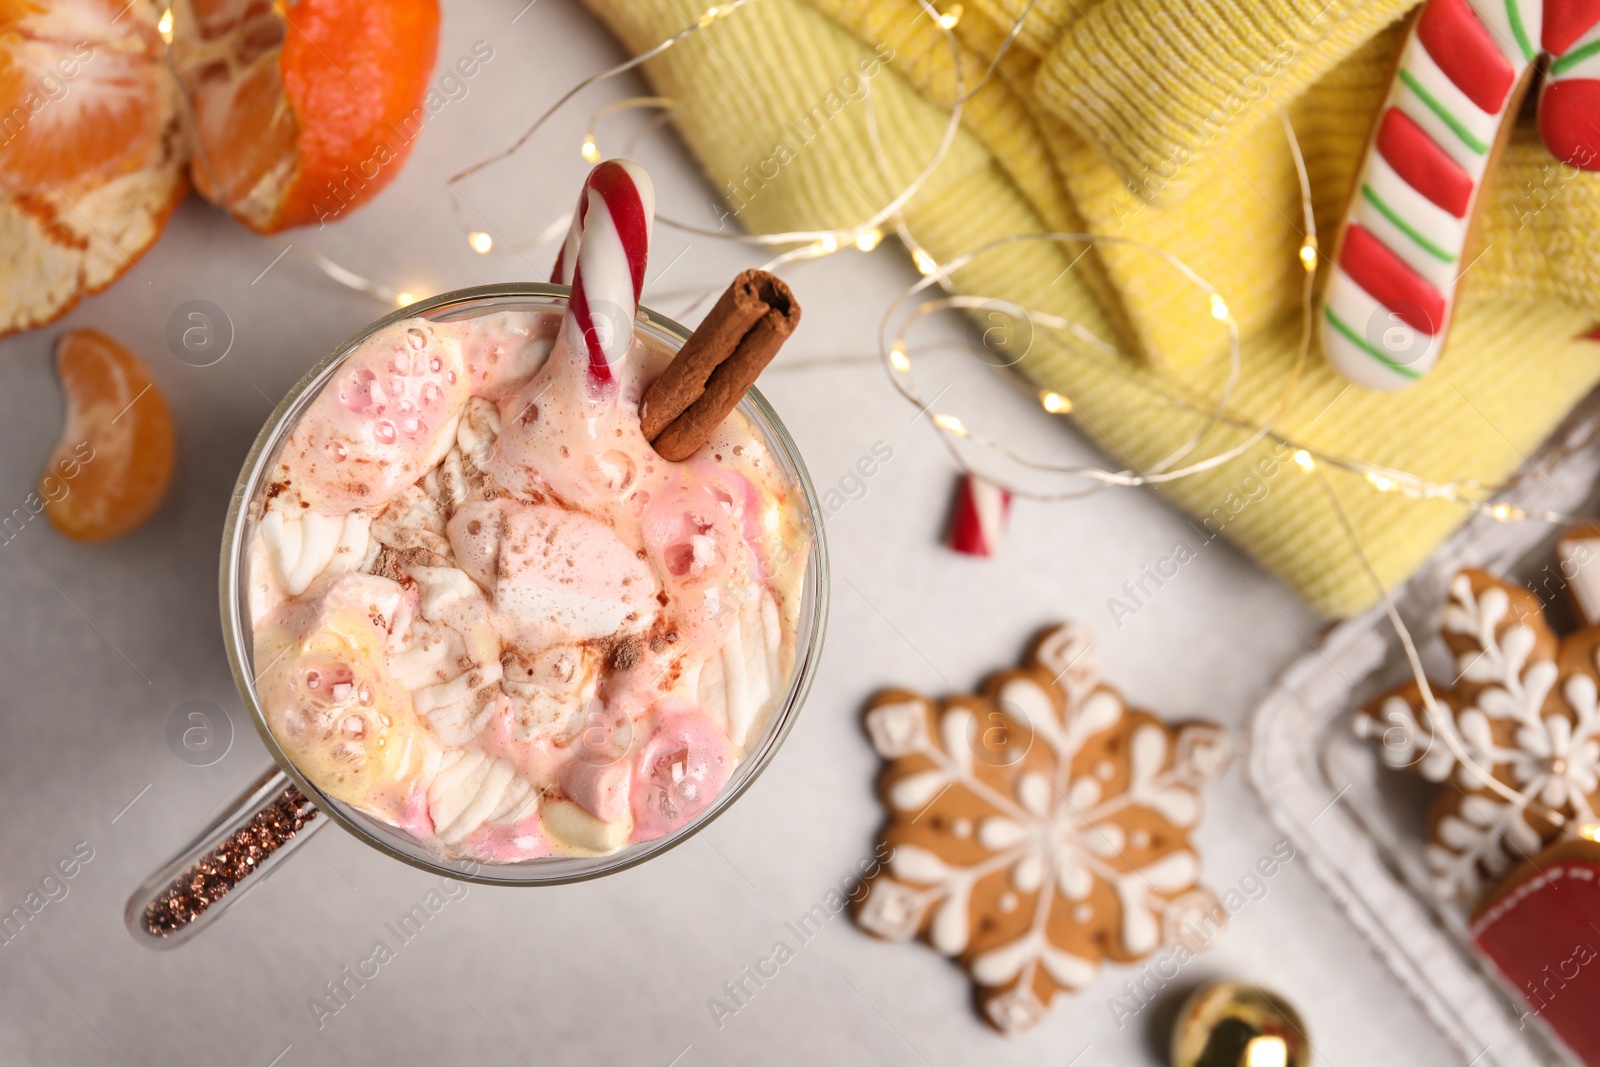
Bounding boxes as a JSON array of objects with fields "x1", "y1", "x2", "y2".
[{"x1": 1249, "y1": 399, "x2": 1600, "y2": 1067}]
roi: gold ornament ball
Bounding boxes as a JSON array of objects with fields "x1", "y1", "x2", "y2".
[{"x1": 1171, "y1": 982, "x2": 1309, "y2": 1067}]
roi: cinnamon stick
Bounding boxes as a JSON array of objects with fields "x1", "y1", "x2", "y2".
[{"x1": 641, "y1": 269, "x2": 800, "y2": 461}]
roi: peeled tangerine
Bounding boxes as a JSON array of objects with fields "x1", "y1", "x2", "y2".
[
  {"x1": 254, "y1": 574, "x2": 429, "y2": 810},
  {"x1": 169, "y1": 0, "x2": 441, "y2": 232},
  {"x1": 42, "y1": 329, "x2": 175, "y2": 541},
  {"x1": 0, "y1": 0, "x2": 441, "y2": 336},
  {"x1": 0, "y1": 0, "x2": 188, "y2": 334}
]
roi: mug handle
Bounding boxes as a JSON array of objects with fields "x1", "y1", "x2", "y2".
[{"x1": 125, "y1": 765, "x2": 324, "y2": 948}]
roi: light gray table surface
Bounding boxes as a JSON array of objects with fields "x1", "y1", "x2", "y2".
[{"x1": 0, "y1": 2, "x2": 1463, "y2": 1064}]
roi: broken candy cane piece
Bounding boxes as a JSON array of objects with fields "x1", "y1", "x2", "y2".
[{"x1": 948, "y1": 473, "x2": 1010, "y2": 557}]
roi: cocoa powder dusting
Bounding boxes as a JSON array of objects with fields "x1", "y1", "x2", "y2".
[
  {"x1": 372, "y1": 548, "x2": 406, "y2": 583},
  {"x1": 610, "y1": 637, "x2": 643, "y2": 672}
]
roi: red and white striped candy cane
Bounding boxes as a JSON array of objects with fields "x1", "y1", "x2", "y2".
[
  {"x1": 1319, "y1": 0, "x2": 1600, "y2": 390},
  {"x1": 948, "y1": 473, "x2": 1011, "y2": 557},
  {"x1": 556, "y1": 159, "x2": 655, "y2": 386},
  {"x1": 550, "y1": 197, "x2": 583, "y2": 286}
]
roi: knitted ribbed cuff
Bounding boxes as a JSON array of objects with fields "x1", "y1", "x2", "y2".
[
  {"x1": 1034, "y1": 0, "x2": 1415, "y2": 202},
  {"x1": 967, "y1": 0, "x2": 1083, "y2": 58}
]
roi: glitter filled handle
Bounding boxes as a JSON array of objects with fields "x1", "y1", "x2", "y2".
[{"x1": 125, "y1": 766, "x2": 325, "y2": 949}]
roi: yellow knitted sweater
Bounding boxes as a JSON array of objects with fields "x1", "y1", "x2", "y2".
[{"x1": 582, "y1": 0, "x2": 1600, "y2": 617}]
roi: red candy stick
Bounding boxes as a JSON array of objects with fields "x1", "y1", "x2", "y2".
[
  {"x1": 555, "y1": 159, "x2": 655, "y2": 387},
  {"x1": 948, "y1": 473, "x2": 1011, "y2": 557}
]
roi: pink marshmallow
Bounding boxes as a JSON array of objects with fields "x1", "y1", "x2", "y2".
[
  {"x1": 559, "y1": 757, "x2": 632, "y2": 824},
  {"x1": 630, "y1": 704, "x2": 734, "y2": 842},
  {"x1": 493, "y1": 502, "x2": 660, "y2": 646},
  {"x1": 281, "y1": 321, "x2": 471, "y2": 513},
  {"x1": 640, "y1": 463, "x2": 767, "y2": 643},
  {"x1": 460, "y1": 810, "x2": 556, "y2": 863}
]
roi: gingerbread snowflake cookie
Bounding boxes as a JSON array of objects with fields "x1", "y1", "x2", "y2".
[
  {"x1": 1355, "y1": 568, "x2": 1600, "y2": 901},
  {"x1": 854, "y1": 622, "x2": 1232, "y2": 1035}
]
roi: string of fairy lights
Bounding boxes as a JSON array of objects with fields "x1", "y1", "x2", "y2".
[
  {"x1": 156, "y1": 0, "x2": 1600, "y2": 842},
  {"x1": 444, "y1": 0, "x2": 1579, "y2": 525}
]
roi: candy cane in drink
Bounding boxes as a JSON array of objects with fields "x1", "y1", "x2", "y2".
[
  {"x1": 550, "y1": 202, "x2": 581, "y2": 285},
  {"x1": 551, "y1": 160, "x2": 649, "y2": 284},
  {"x1": 558, "y1": 160, "x2": 655, "y2": 386}
]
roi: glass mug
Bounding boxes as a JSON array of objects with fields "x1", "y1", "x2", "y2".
[{"x1": 126, "y1": 284, "x2": 829, "y2": 947}]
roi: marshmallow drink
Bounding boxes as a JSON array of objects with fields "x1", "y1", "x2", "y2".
[{"x1": 246, "y1": 163, "x2": 811, "y2": 861}]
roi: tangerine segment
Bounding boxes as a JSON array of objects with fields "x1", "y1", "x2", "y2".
[
  {"x1": 42, "y1": 328, "x2": 175, "y2": 541},
  {"x1": 0, "y1": 0, "x2": 187, "y2": 335},
  {"x1": 0, "y1": 0, "x2": 165, "y2": 187},
  {"x1": 169, "y1": 0, "x2": 294, "y2": 227},
  {"x1": 172, "y1": 0, "x2": 439, "y2": 233}
]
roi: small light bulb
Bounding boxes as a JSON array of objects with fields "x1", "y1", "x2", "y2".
[
  {"x1": 1244, "y1": 1035, "x2": 1289, "y2": 1067},
  {"x1": 1209, "y1": 293, "x2": 1230, "y2": 321},
  {"x1": 854, "y1": 228, "x2": 882, "y2": 252},
  {"x1": 1299, "y1": 241, "x2": 1318, "y2": 272},
  {"x1": 889, "y1": 344, "x2": 910, "y2": 372},
  {"x1": 697, "y1": 5, "x2": 722, "y2": 27},
  {"x1": 395, "y1": 291, "x2": 417, "y2": 307},
  {"x1": 1491, "y1": 503, "x2": 1523, "y2": 521},
  {"x1": 913, "y1": 248, "x2": 938, "y2": 275},
  {"x1": 937, "y1": 3, "x2": 962, "y2": 28},
  {"x1": 932, "y1": 413, "x2": 968, "y2": 437},
  {"x1": 157, "y1": 7, "x2": 173, "y2": 41},
  {"x1": 1581, "y1": 824, "x2": 1600, "y2": 842},
  {"x1": 580, "y1": 136, "x2": 600, "y2": 163},
  {"x1": 819, "y1": 234, "x2": 839, "y2": 254},
  {"x1": 467, "y1": 231, "x2": 494, "y2": 254},
  {"x1": 1292, "y1": 449, "x2": 1315, "y2": 472},
  {"x1": 1040, "y1": 390, "x2": 1071, "y2": 414},
  {"x1": 1365, "y1": 472, "x2": 1393, "y2": 492}
]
